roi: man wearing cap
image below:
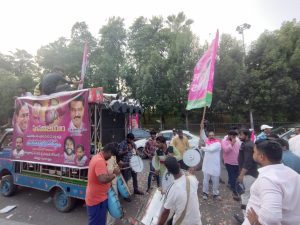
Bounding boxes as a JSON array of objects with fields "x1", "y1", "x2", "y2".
[{"x1": 256, "y1": 125, "x2": 273, "y2": 141}]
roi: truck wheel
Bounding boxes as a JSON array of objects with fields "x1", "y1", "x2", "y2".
[
  {"x1": 1, "y1": 175, "x2": 17, "y2": 197},
  {"x1": 53, "y1": 189, "x2": 76, "y2": 212},
  {"x1": 137, "y1": 147, "x2": 147, "y2": 159}
]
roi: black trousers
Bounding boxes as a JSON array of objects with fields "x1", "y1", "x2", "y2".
[
  {"x1": 225, "y1": 163, "x2": 239, "y2": 193},
  {"x1": 122, "y1": 168, "x2": 138, "y2": 191}
]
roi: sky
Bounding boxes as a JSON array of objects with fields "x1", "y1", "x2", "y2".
[{"x1": 0, "y1": 0, "x2": 299, "y2": 55}]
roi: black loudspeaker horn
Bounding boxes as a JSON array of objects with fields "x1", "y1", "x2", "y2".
[
  {"x1": 119, "y1": 102, "x2": 128, "y2": 113},
  {"x1": 133, "y1": 106, "x2": 140, "y2": 114},
  {"x1": 138, "y1": 107, "x2": 144, "y2": 115},
  {"x1": 127, "y1": 104, "x2": 134, "y2": 114},
  {"x1": 109, "y1": 100, "x2": 120, "y2": 112}
]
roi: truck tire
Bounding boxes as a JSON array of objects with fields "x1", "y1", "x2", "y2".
[
  {"x1": 1, "y1": 175, "x2": 17, "y2": 197},
  {"x1": 137, "y1": 147, "x2": 147, "y2": 159},
  {"x1": 53, "y1": 188, "x2": 76, "y2": 212}
]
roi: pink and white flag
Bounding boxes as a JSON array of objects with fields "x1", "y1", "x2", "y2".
[{"x1": 186, "y1": 31, "x2": 219, "y2": 110}]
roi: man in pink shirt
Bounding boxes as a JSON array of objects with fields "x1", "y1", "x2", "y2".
[{"x1": 221, "y1": 130, "x2": 241, "y2": 199}]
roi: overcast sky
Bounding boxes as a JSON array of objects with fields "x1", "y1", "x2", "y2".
[{"x1": 0, "y1": 0, "x2": 299, "y2": 55}]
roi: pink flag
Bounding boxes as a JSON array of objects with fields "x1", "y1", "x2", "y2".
[
  {"x1": 186, "y1": 31, "x2": 219, "y2": 110},
  {"x1": 78, "y1": 42, "x2": 89, "y2": 90}
]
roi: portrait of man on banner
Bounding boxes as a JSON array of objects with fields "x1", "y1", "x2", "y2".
[{"x1": 68, "y1": 95, "x2": 86, "y2": 132}]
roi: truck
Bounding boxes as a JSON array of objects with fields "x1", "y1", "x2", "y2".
[{"x1": 0, "y1": 88, "x2": 141, "y2": 212}]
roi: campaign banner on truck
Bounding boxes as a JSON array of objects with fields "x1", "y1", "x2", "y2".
[{"x1": 12, "y1": 89, "x2": 90, "y2": 167}]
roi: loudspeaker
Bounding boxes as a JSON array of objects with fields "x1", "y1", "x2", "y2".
[{"x1": 101, "y1": 109, "x2": 125, "y2": 145}]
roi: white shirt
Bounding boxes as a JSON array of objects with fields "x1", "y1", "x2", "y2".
[
  {"x1": 13, "y1": 149, "x2": 24, "y2": 158},
  {"x1": 289, "y1": 135, "x2": 300, "y2": 157},
  {"x1": 68, "y1": 121, "x2": 86, "y2": 132},
  {"x1": 201, "y1": 130, "x2": 221, "y2": 177},
  {"x1": 164, "y1": 174, "x2": 202, "y2": 225},
  {"x1": 64, "y1": 152, "x2": 75, "y2": 162},
  {"x1": 76, "y1": 155, "x2": 87, "y2": 166},
  {"x1": 243, "y1": 164, "x2": 300, "y2": 225}
]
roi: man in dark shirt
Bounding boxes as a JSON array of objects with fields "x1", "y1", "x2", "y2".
[
  {"x1": 234, "y1": 128, "x2": 258, "y2": 224},
  {"x1": 118, "y1": 133, "x2": 144, "y2": 196},
  {"x1": 41, "y1": 68, "x2": 82, "y2": 95}
]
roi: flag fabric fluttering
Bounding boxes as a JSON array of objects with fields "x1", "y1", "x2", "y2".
[
  {"x1": 78, "y1": 42, "x2": 89, "y2": 90},
  {"x1": 186, "y1": 31, "x2": 219, "y2": 110}
]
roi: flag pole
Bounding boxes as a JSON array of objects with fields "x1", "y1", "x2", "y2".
[{"x1": 200, "y1": 106, "x2": 206, "y2": 135}]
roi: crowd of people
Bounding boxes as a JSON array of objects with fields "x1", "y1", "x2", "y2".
[{"x1": 84, "y1": 123, "x2": 300, "y2": 225}]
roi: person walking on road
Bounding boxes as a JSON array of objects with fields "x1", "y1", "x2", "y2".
[
  {"x1": 221, "y1": 130, "x2": 241, "y2": 199},
  {"x1": 234, "y1": 129, "x2": 258, "y2": 224}
]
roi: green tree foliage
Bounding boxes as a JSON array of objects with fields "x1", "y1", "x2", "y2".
[
  {"x1": 90, "y1": 17, "x2": 127, "y2": 93},
  {"x1": 0, "y1": 50, "x2": 37, "y2": 123},
  {"x1": 212, "y1": 34, "x2": 245, "y2": 117},
  {"x1": 1, "y1": 15, "x2": 299, "y2": 126},
  {"x1": 245, "y1": 20, "x2": 300, "y2": 121},
  {"x1": 126, "y1": 13, "x2": 201, "y2": 125},
  {"x1": 37, "y1": 22, "x2": 96, "y2": 83}
]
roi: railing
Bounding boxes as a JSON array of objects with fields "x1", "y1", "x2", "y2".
[{"x1": 141, "y1": 122, "x2": 299, "y2": 134}]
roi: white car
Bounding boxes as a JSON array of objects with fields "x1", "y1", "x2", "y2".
[{"x1": 135, "y1": 130, "x2": 200, "y2": 159}]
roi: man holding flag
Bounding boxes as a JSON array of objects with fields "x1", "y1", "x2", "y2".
[{"x1": 186, "y1": 31, "x2": 220, "y2": 199}]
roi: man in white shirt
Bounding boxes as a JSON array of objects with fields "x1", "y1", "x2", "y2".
[
  {"x1": 157, "y1": 156, "x2": 201, "y2": 225},
  {"x1": 68, "y1": 95, "x2": 86, "y2": 131},
  {"x1": 200, "y1": 123, "x2": 222, "y2": 200},
  {"x1": 288, "y1": 127, "x2": 300, "y2": 157},
  {"x1": 243, "y1": 140, "x2": 300, "y2": 225},
  {"x1": 13, "y1": 137, "x2": 25, "y2": 158}
]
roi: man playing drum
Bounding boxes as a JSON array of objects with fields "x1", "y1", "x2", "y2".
[
  {"x1": 85, "y1": 143, "x2": 121, "y2": 225},
  {"x1": 153, "y1": 136, "x2": 181, "y2": 186},
  {"x1": 144, "y1": 129, "x2": 160, "y2": 193},
  {"x1": 118, "y1": 133, "x2": 144, "y2": 197}
]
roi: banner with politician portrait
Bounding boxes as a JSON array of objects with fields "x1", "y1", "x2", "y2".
[{"x1": 12, "y1": 89, "x2": 90, "y2": 167}]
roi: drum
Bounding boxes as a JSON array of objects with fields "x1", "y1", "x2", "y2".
[
  {"x1": 161, "y1": 170, "x2": 174, "y2": 193},
  {"x1": 117, "y1": 175, "x2": 131, "y2": 198},
  {"x1": 183, "y1": 149, "x2": 201, "y2": 167},
  {"x1": 141, "y1": 189, "x2": 165, "y2": 225},
  {"x1": 108, "y1": 188, "x2": 123, "y2": 219},
  {"x1": 130, "y1": 155, "x2": 144, "y2": 173}
]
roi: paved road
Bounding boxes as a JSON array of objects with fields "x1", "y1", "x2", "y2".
[{"x1": 0, "y1": 160, "x2": 242, "y2": 225}]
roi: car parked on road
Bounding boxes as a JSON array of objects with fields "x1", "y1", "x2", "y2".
[
  {"x1": 272, "y1": 123, "x2": 300, "y2": 140},
  {"x1": 135, "y1": 130, "x2": 199, "y2": 159},
  {"x1": 131, "y1": 128, "x2": 150, "y2": 141}
]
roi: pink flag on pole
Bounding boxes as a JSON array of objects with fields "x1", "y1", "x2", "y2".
[
  {"x1": 78, "y1": 42, "x2": 89, "y2": 90},
  {"x1": 186, "y1": 31, "x2": 219, "y2": 110}
]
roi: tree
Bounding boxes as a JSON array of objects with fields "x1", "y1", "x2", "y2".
[
  {"x1": 37, "y1": 21, "x2": 96, "y2": 84},
  {"x1": 245, "y1": 20, "x2": 300, "y2": 121},
  {"x1": 212, "y1": 34, "x2": 245, "y2": 121},
  {"x1": 91, "y1": 17, "x2": 126, "y2": 93}
]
